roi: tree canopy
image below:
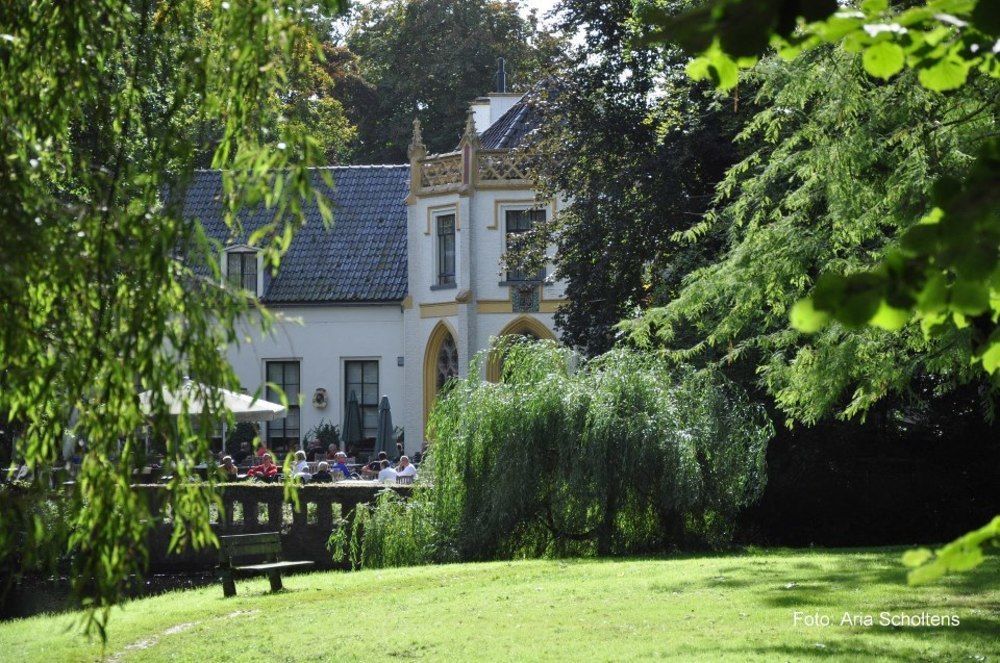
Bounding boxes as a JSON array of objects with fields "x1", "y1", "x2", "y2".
[
  {"x1": 530, "y1": 0, "x2": 752, "y2": 356},
  {"x1": 0, "y1": 0, "x2": 345, "y2": 637},
  {"x1": 340, "y1": 340, "x2": 771, "y2": 567},
  {"x1": 344, "y1": 0, "x2": 564, "y2": 162},
  {"x1": 630, "y1": 0, "x2": 999, "y2": 582},
  {"x1": 624, "y1": 48, "x2": 998, "y2": 424}
]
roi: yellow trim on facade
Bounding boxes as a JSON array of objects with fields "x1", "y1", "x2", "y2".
[
  {"x1": 474, "y1": 297, "x2": 567, "y2": 314},
  {"x1": 425, "y1": 202, "x2": 460, "y2": 235},
  {"x1": 423, "y1": 320, "x2": 459, "y2": 440},
  {"x1": 486, "y1": 315, "x2": 559, "y2": 382},
  {"x1": 419, "y1": 302, "x2": 459, "y2": 318},
  {"x1": 476, "y1": 299, "x2": 512, "y2": 314},
  {"x1": 490, "y1": 198, "x2": 554, "y2": 230},
  {"x1": 539, "y1": 299, "x2": 566, "y2": 313}
]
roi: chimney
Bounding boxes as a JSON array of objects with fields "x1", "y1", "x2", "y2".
[
  {"x1": 486, "y1": 56, "x2": 521, "y2": 127},
  {"x1": 468, "y1": 57, "x2": 524, "y2": 136},
  {"x1": 495, "y1": 57, "x2": 507, "y2": 93},
  {"x1": 470, "y1": 97, "x2": 490, "y2": 136}
]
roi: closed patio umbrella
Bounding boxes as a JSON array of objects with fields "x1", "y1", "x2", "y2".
[
  {"x1": 375, "y1": 395, "x2": 394, "y2": 459},
  {"x1": 342, "y1": 390, "x2": 363, "y2": 452}
]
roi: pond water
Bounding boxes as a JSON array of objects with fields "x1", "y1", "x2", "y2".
[{"x1": 1, "y1": 572, "x2": 217, "y2": 621}]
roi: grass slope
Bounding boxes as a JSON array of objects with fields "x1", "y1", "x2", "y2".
[{"x1": 1, "y1": 549, "x2": 997, "y2": 662}]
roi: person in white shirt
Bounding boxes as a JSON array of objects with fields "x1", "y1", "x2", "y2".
[
  {"x1": 376, "y1": 460, "x2": 397, "y2": 484},
  {"x1": 292, "y1": 449, "x2": 311, "y2": 481},
  {"x1": 395, "y1": 456, "x2": 416, "y2": 478}
]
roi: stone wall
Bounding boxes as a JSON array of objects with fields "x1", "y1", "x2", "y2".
[{"x1": 135, "y1": 481, "x2": 412, "y2": 571}]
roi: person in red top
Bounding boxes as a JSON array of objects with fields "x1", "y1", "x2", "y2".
[{"x1": 246, "y1": 453, "x2": 278, "y2": 481}]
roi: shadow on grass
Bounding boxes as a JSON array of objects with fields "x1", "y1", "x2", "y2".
[{"x1": 754, "y1": 642, "x2": 917, "y2": 662}]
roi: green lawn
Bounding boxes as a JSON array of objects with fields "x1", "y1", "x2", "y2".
[{"x1": 1, "y1": 549, "x2": 997, "y2": 662}]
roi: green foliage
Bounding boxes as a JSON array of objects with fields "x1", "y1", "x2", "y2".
[
  {"x1": 624, "y1": 48, "x2": 997, "y2": 424},
  {"x1": 0, "y1": 483, "x2": 73, "y2": 598},
  {"x1": 305, "y1": 419, "x2": 341, "y2": 449},
  {"x1": 636, "y1": 0, "x2": 999, "y2": 585},
  {"x1": 639, "y1": 1, "x2": 1000, "y2": 379},
  {"x1": 352, "y1": 341, "x2": 771, "y2": 567},
  {"x1": 793, "y1": 140, "x2": 1000, "y2": 375},
  {"x1": 903, "y1": 515, "x2": 1000, "y2": 584},
  {"x1": 640, "y1": 0, "x2": 998, "y2": 91},
  {"x1": 333, "y1": 487, "x2": 441, "y2": 569},
  {"x1": 0, "y1": 0, "x2": 345, "y2": 639},
  {"x1": 344, "y1": 0, "x2": 564, "y2": 161},
  {"x1": 531, "y1": 0, "x2": 751, "y2": 355}
]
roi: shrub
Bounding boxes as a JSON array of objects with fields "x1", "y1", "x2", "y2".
[{"x1": 306, "y1": 419, "x2": 340, "y2": 450}]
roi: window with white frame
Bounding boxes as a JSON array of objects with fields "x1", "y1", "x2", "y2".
[
  {"x1": 345, "y1": 360, "x2": 379, "y2": 442},
  {"x1": 436, "y1": 213, "x2": 456, "y2": 286},
  {"x1": 226, "y1": 250, "x2": 258, "y2": 294},
  {"x1": 265, "y1": 361, "x2": 300, "y2": 449},
  {"x1": 504, "y1": 207, "x2": 546, "y2": 282}
]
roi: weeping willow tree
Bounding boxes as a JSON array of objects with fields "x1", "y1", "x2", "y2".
[
  {"x1": 344, "y1": 341, "x2": 772, "y2": 568},
  {"x1": 0, "y1": 0, "x2": 347, "y2": 638}
]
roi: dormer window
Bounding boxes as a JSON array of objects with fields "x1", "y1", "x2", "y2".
[{"x1": 224, "y1": 247, "x2": 261, "y2": 296}]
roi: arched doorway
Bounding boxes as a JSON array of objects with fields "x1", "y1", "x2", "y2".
[
  {"x1": 423, "y1": 321, "x2": 460, "y2": 437},
  {"x1": 486, "y1": 315, "x2": 557, "y2": 382}
]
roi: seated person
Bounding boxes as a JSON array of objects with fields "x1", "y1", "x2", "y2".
[
  {"x1": 218, "y1": 455, "x2": 238, "y2": 479},
  {"x1": 245, "y1": 453, "x2": 278, "y2": 481},
  {"x1": 331, "y1": 452, "x2": 352, "y2": 479},
  {"x1": 395, "y1": 455, "x2": 416, "y2": 479},
  {"x1": 361, "y1": 451, "x2": 388, "y2": 478},
  {"x1": 310, "y1": 461, "x2": 333, "y2": 483},
  {"x1": 232, "y1": 442, "x2": 251, "y2": 466},
  {"x1": 306, "y1": 439, "x2": 323, "y2": 463},
  {"x1": 376, "y1": 459, "x2": 397, "y2": 484},
  {"x1": 325, "y1": 444, "x2": 339, "y2": 461},
  {"x1": 292, "y1": 449, "x2": 311, "y2": 482}
]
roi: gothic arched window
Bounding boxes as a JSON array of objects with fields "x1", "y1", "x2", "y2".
[{"x1": 436, "y1": 333, "x2": 459, "y2": 390}]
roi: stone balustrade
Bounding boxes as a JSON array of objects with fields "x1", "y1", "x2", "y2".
[{"x1": 134, "y1": 481, "x2": 412, "y2": 570}]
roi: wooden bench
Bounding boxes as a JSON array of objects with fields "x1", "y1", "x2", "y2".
[{"x1": 218, "y1": 532, "x2": 313, "y2": 597}]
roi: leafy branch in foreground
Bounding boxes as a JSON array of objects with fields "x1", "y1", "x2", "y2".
[
  {"x1": 903, "y1": 516, "x2": 1000, "y2": 584},
  {"x1": 638, "y1": 0, "x2": 998, "y2": 92},
  {"x1": 0, "y1": 0, "x2": 344, "y2": 639}
]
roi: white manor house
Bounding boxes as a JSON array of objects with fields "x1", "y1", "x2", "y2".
[{"x1": 183, "y1": 83, "x2": 565, "y2": 455}]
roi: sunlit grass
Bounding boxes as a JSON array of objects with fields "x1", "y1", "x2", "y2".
[{"x1": 1, "y1": 548, "x2": 996, "y2": 662}]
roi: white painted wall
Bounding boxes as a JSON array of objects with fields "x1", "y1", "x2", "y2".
[
  {"x1": 227, "y1": 304, "x2": 405, "y2": 451},
  {"x1": 223, "y1": 97, "x2": 570, "y2": 452}
]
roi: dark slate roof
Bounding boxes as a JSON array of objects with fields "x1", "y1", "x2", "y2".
[
  {"x1": 182, "y1": 165, "x2": 409, "y2": 304},
  {"x1": 478, "y1": 96, "x2": 539, "y2": 150}
]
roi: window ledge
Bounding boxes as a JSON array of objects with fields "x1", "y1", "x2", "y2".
[
  {"x1": 431, "y1": 283, "x2": 457, "y2": 291},
  {"x1": 499, "y1": 279, "x2": 546, "y2": 288}
]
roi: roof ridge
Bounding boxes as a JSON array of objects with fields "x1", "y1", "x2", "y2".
[{"x1": 191, "y1": 164, "x2": 408, "y2": 173}]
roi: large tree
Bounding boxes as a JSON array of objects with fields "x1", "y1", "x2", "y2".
[
  {"x1": 344, "y1": 0, "x2": 564, "y2": 162},
  {"x1": 0, "y1": 0, "x2": 345, "y2": 636},
  {"x1": 526, "y1": 0, "x2": 751, "y2": 356},
  {"x1": 625, "y1": 47, "x2": 997, "y2": 422},
  {"x1": 631, "y1": 0, "x2": 999, "y2": 582}
]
